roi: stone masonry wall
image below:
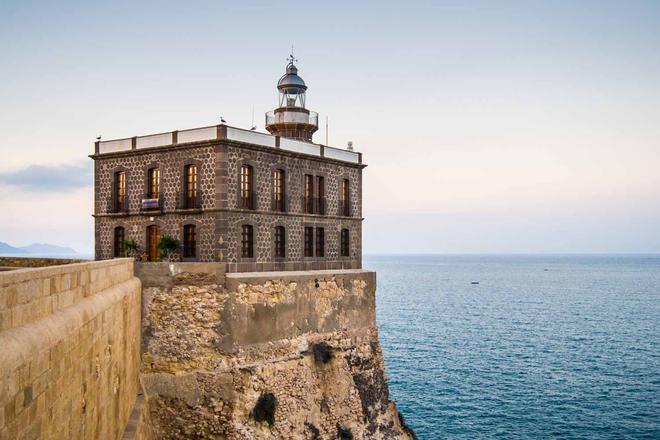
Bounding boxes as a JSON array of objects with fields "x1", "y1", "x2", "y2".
[
  {"x1": 0, "y1": 259, "x2": 142, "y2": 439},
  {"x1": 94, "y1": 140, "x2": 364, "y2": 272},
  {"x1": 139, "y1": 267, "x2": 414, "y2": 439}
]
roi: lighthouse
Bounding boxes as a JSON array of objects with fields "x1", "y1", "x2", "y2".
[{"x1": 265, "y1": 55, "x2": 319, "y2": 142}]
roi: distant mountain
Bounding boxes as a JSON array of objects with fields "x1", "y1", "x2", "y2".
[
  {"x1": 19, "y1": 243, "x2": 79, "y2": 255},
  {"x1": 0, "y1": 242, "x2": 27, "y2": 254}
]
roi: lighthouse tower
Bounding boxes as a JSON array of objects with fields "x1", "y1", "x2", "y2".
[{"x1": 265, "y1": 55, "x2": 319, "y2": 142}]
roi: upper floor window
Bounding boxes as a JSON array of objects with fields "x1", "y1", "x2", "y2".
[
  {"x1": 113, "y1": 171, "x2": 127, "y2": 212},
  {"x1": 183, "y1": 164, "x2": 198, "y2": 209},
  {"x1": 315, "y1": 227, "x2": 325, "y2": 257},
  {"x1": 274, "y1": 226, "x2": 285, "y2": 258},
  {"x1": 241, "y1": 224, "x2": 254, "y2": 258},
  {"x1": 315, "y1": 176, "x2": 325, "y2": 215},
  {"x1": 183, "y1": 224, "x2": 196, "y2": 259},
  {"x1": 340, "y1": 179, "x2": 350, "y2": 216},
  {"x1": 304, "y1": 174, "x2": 314, "y2": 214},
  {"x1": 241, "y1": 164, "x2": 254, "y2": 209},
  {"x1": 147, "y1": 167, "x2": 160, "y2": 198},
  {"x1": 304, "y1": 226, "x2": 314, "y2": 257},
  {"x1": 273, "y1": 169, "x2": 286, "y2": 212},
  {"x1": 113, "y1": 226, "x2": 125, "y2": 258},
  {"x1": 340, "y1": 228, "x2": 350, "y2": 257}
]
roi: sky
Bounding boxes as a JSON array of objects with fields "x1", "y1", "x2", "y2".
[{"x1": 0, "y1": 0, "x2": 659, "y2": 254}]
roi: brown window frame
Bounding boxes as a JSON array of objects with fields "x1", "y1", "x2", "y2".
[
  {"x1": 183, "y1": 164, "x2": 198, "y2": 209},
  {"x1": 183, "y1": 224, "x2": 196, "y2": 259},
  {"x1": 147, "y1": 167, "x2": 160, "y2": 199},
  {"x1": 315, "y1": 227, "x2": 325, "y2": 257},
  {"x1": 240, "y1": 164, "x2": 254, "y2": 210},
  {"x1": 146, "y1": 225, "x2": 160, "y2": 262},
  {"x1": 304, "y1": 174, "x2": 314, "y2": 214},
  {"x1": 340, "y1": 228, "x2": 350, "y2": 257},
  {"x1": 274, "y1": 226, "x2": 285, "y2": 258},
  {"x1": 340, "y1": 179, "x2": 350, "y2": 216},
  {"x1": 113, "y1": 226, "x2": 125, "y2": 258},
  {"x1": 113, "y1": 171, "x2": 126, "y2": 212},
  {"x1": 315, "y1": 176, "x2": 325, "y2": 215},
  {"x1": 273, "y1": 169, "x2": 286, "y2": 212},
  {"x1": 304, "y1": 226, "x2": 314, "y2": 257},
  {"x1": 241, "y1": 224, "x2": 254, "y2": 258}
]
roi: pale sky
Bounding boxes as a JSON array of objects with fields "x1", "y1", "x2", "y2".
[{"x1": 1, "y1": 0, "x2": 659, "y2": 254}]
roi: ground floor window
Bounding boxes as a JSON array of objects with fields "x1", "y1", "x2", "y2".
[
  {"x1": 241, "y1": 224, "x2": 254, "y2": 258},
  {"x1": 341, "y1": 228, "x2": 350, "y2": 257},
  {"x1": 113, "y1": 226, "x2": 125, "y2": 258},
  {"x1": 304, "y1": 227, "x2": 314, "y2": 257},
  {"x1": 275, "y1": 226, "x2": 285, "y2": 258},
  {"x1": 183, "y1": 224, "x2": 196, "y2": 258},
  {"x1": 315, "y1": 227, "x2": 325, "y2": 257}
]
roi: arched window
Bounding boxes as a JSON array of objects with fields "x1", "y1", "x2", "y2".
[
  {"x1": 146, "y1": 225, "x2": 160, "y2": 262},
  {"x1": 240, "y1": 164, "x2": 254, "y2": 209},
  {"x1": 340, "y1": 228, "x2": 350, "y2": 257},
  {"x1": 183, "y1": 224, "x2": 196, "y2": 259},
  {"x1": 241, "y1": 224, "x2": 254, "y2": 258},
  {"x1": 340, "y1": 179, "x2": 350, "y2": 216},
  {"x1": 113, "y1": 171, "x2": 126, "y2": 212},
  {"x1": 274, "y1": 226, "x2": 285, "y2": 258},
  {"x1": 147, "y1": 167, "x2": 160, "y2": 199},
  {"x1": 183, "y1": 164, "x2": 198, "y2": 209},
  {"x1": 113, "y1": 226, "x2": 125, "y2": 258},
  {"x1": 273, "y1": 169, "x2": 285, "y2": 212}
]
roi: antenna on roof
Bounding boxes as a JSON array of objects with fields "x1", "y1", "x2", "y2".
[
  {"x1": 325, "y1": 116, "x2": 329, "y2": 146},
  {"x1": 251, "y1": 105, "x2": 254, "y2": 129}
]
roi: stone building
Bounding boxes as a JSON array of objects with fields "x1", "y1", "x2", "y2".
[{"x1": 92, "y1": 57, "x2": 364, "y2": 272}]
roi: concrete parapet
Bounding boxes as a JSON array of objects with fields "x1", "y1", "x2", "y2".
[
  {"x1": 221, "y1": 269, "x2": 376, "y2": 350},
  {"x1": 134, "y1": 262, "x2": 226, "y2": 288}
]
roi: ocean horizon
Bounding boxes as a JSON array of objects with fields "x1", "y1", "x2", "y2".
[{"x1": 367, "y1": 254, "x2": 660, "y2": 438}]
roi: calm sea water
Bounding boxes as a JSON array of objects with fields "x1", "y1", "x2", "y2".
[{"x1": 367, "y1": 255, "x2": 660, "y2": 439}]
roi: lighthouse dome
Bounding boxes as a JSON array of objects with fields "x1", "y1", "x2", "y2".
[{"x1": 277, "y1": 62, "x2": 307, "y2": 93}]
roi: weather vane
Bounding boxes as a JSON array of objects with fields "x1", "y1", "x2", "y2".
[{"x1": 287, "y1": 45, "x2": 298, "y2": 64}]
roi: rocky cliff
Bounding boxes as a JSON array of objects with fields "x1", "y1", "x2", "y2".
[{"x1": 137, "y1": 265, "x2": 415, "y2": 439}]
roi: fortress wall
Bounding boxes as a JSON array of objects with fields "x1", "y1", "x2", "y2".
[
  {"x1": 0, "y1": 259, "x2": 141, "y2": 439},
  {"x1": 139, "y1": 266, "x2": 414, "y2": 439}
]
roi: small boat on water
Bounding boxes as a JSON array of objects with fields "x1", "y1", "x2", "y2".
[{"x1": 471, "y1": 281, "x2": 479, "y2": 285}]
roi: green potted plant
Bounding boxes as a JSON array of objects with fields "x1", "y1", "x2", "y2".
[
  {"x1": 157, "y1": 235, "x2": 180, "y2": 262},
  {"x1": 122, "y1": 239, "x2": 140, "y2": 260}
]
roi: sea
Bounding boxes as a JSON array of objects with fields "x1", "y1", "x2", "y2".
[{"x1": 366, "y1": 254, "x2": 660, "y2": 439}]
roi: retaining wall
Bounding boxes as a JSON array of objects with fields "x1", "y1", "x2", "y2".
[{"x1": 0, "y1": 258, "x2": 141, "y2": 439}]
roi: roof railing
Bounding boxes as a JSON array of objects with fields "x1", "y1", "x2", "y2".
[{"x1": 95, "y1": 123, "x2": 361, "y2": 164}]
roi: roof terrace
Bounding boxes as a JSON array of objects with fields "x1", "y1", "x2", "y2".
[{"x1": 94, "y1": 124, "x2": 362, "y2": 164}]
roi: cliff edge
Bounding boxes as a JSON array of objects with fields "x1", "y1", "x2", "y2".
[{"x1": 137, "y1": 265, "x2": 416, "y2": 439}]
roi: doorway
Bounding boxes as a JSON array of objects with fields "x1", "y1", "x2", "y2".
[{"x1": 146, "y1": 225, "x2": 160, "y2": 262}]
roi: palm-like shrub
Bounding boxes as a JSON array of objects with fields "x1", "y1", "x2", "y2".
[{"x1": 157, "y1": 235, "x2": 180, "y2": 261}]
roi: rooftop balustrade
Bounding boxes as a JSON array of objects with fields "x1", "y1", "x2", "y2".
[
  {"x1": 95, "y1": 124, "x2": 361, "y2": 164},
  {"x1": 265, "y1": 109, "x2": 319, "y2": 127}
]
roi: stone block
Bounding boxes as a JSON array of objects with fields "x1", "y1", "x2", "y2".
[{"x1": 0, "y1": 310, "x2": 10, "y2": 332}]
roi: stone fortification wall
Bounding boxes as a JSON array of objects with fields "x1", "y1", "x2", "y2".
[
  {"x1": 139, "y1": 267, "x2": 414, "y2": 439},
  {"x1": 0, "y1": 259, "x2": 142, "y2": 439},
  {"x1": 0, "y1": 257, "x2": 85, "y2": 270}
]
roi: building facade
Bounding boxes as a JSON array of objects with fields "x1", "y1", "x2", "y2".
[{"x1": 92, "y1": 59, "x2": 364, "y2": 272}]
